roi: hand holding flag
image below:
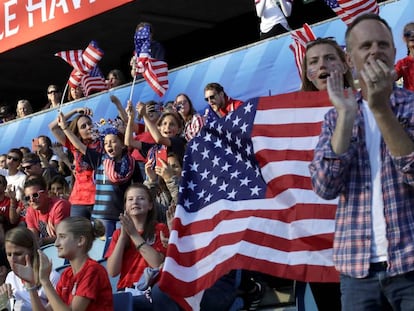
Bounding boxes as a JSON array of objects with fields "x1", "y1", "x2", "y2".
[{"x1": 132, "y1": 24, "x2": 168, "y2": 97}]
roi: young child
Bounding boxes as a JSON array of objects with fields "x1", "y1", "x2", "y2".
[
  {"x1": 128, "y1": 102, "x2": 186, "y2": 223},
  {"x1": 13, "y1": 217, "x2": 113, "y2": 311},
  {"x1": 48, "y1": 175, "x2": 70, "y2": 200},
  {"x1": 395, "y1": 22, "x2": 414, "y2": 91},
  {"x1": 144, "y1": 151, "x2": 182, "y2": 224},
  {"x1": 105, "y1": 183, "x2": 168, "y2": 296},
  {"x1": 57, "y1": 114, "x2": 143, "y2": 240}
]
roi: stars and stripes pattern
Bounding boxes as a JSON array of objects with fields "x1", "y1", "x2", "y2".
[
  {"x1": 80, "y1": 65, "x2": 107, "y2": 96},
  {"x1": 289, "y1": 23, "x2": 316, "y2": 79},
  {"x1": 133, "y1": 25, "x2": 168, "y2": 97},
  {"x1": 324, "y1": 0, "x2": 379, "y2": 25},
  {"x1": 158, "y1": 91, "x2": 339, "y2": 310},
  {"x1": 55, "y1": 41, "x2": 107, "y2": 96}
]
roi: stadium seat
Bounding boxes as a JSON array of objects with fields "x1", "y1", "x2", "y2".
[
  {"x1": 89, "y1": 238, "x2": 106, "y2": 260},
  {"x1": 98, "y1": 258, "x2": 120, "y2": 293},
  {"x1": 113, "y1": 291, "x2": 133, "y2": 311},
  {"x1": 55, "y1": 263, "x2": 70, "y2": 274}
]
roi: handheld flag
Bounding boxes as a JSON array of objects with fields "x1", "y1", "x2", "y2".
[
  {"x1": 324, "y1": 0, "x2": 379, "y2": 25},
  {"x1": 55, "y1": 41, "x2": 107, "y2": 96},
  {"x1": 289, "y1": 23, "x2": 316, "y2": 79},
  {"x1": 132, "y1": 25, "x2": 168, "y2": 97}
]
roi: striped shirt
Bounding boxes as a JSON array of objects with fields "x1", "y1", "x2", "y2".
[{"x1": 309, "y1": 87, "x2": 414, "y2": 278}]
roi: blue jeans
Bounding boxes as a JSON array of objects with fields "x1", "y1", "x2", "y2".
[
  {"x1": 151, "y1": 271, "x2": 239, "y2": 311},
  {"x1": 340, "y1": 267, "x2": 414, "y2": 311},
  {"x1": 70, "y1": 204, "x2": 92, "y2": 219},
  {"x1": 97, "y1": 219, "x2": 119, "y2": 241}
]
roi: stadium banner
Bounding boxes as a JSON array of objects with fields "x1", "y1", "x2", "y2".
[{"x1": 0, "y1": 0, "x2": 132, "y2": 53}]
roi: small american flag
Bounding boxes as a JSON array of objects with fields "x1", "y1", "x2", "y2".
[
  {"x1": 81, "y1": 66, "x2": 107, "y2": 96},
  {"x1": 133, "y1": 25, "x2": 168, "y2": 97},
  {"x1": 159, "y1": 91, "x2": 339, "y2": 310},
  {"x1": 289, "y1": 23, "x2": 316, "y2": 79},
  {"x1": 55, "y1": 41, "x2": 106, "y2": 91},
  {"x1": 324, "y1": 0, "x2": 379, "y2": 25}
]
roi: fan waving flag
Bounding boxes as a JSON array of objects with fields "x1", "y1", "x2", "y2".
[
  {"x1": 289, "y1": 23, "x2": 316, "y2": 79},
  {"x1": 81, "y1": 66, "x2": 108, "y2": 96},
  {"x1": 133, "y1": 25, "x2": 168, "y2": 97},
  {"x1": 324, "y1": 0, "x2": 379, "y2": 25},
  {"x1": 159, "y1": 91, "x2": 339, "y2": 310},
  {"x1": 55, "y1": 40, "x2": 107, "y2": 95}
]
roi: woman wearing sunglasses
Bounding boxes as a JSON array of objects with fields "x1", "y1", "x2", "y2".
[
  {"x1": 49, "y1": 108, "x2": 102, "y2": 220},
  {"x1": 299, "y1": 37, "x2": 355, "y2": 311}
]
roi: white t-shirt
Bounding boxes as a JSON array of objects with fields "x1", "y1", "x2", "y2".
[
  {"x1": 362, "y1": 100, "x2": 388, "y2": 263},
  {"x1": 0, "y1": 169, "x2": 27, "y2": 202},
  {"x1": 5, "y1": 270, "x2": 60, "y2": 311},
  {"x1": 255, "y1": 0, "x2": 290, "y2": 33}
]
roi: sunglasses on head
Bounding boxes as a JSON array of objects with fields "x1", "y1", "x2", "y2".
[
  {"x1": 204, "y1": 94, "x2": 217, "y2": 102},
  {"x1": 305, "y1": 37, "x2": 337, "y2": 49},
  {"x1": 7, "y1": 155, "x2": 20, "y2": 162},
  {"x1": 404, "y1": 30, "x2": 414, "y2": 38},
  {"x1": 48, "y1": 90, "x2": 58, "y2": 94},
  {"x1": 24, "y1": 190, "x2": 45, "y2": 203}
]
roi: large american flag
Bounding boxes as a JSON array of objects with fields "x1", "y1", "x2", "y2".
[
  {"x1": 324, "y1": 0, "x2": 379, "y2": 25},
  {"x1": 133, "y1": 25, "x2": 168, "y2": 97},
  {"x1": 289, "y1": 23, "x2": 316, "y2": 79},
  {"x1": 159, "y1": 91, "x2": 339, "y2": 310},
  {"x1": 55, "y1": 41, "x2": 107, "y2": 95}
]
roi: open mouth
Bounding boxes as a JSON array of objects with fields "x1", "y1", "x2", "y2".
[{"x1": 319, "y1": 72, "x2": 330, "y2": 79}]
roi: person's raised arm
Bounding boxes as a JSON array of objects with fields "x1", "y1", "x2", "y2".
[
  {"x1": 36, "y1": 250, "x2": 91, "y2": 311},
  {"x1": 279, "y1": 0, "x2": 292, "y2": 17},
  {"x1": 106, "y1": 223, "x2": 128, "y2": 277},
  {"x1": 48, "y1": 108, "x2": 92, "y2": 146},
  {"x1": 327, "y1": 71, "x2": 358, "y2": 155},
  {"x1": 138, "y1": 103, "x2": 171, "y2": 146},
  {"x1": 361, "y1": 58, "x2": 414, "y2": 157},
  {"x1": 125, "y1": 100, "x2": 143, "y2": 150},
  {"x1": 56, "y1": 112, "x2": 87, "y2": 155}
]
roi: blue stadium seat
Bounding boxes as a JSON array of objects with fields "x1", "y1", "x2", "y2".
[
  {"x1": 40, "y1": 243, "x2": 66, "y2": 269},
  {"x1": 89, "y1": 238, "x2": 106, "y2": 261},
  {"x1": 113, "y1": 291, "x2": 133, "y2": 311},
  {"x1": 98, "y1": 258, "x2": 120, "y2": 293}
]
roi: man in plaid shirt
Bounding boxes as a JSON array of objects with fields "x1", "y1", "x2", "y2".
[{"x1": 310, "y1": 14, "x2": 414, "y2": 310}]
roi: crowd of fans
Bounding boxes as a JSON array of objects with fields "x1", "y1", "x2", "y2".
[{"x1": 0, "y1": 6, "x2": 412, "y2": 310}]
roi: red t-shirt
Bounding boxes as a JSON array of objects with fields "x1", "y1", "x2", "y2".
[
  {"x1": 57, "y1": 258, "x2": 113, "y2": 311},
  {"x1": 25, "y1": 197, "x2": 71, "y2": 238},
  {"x1": 131, "y1": 131, "x2": 156, "y2": 162},
  {"x1": 395, "y1": 55, "x2": 414, "y2": 91},
  {"x1": 66, "y1": 138, "x2": 101, "y2": 205},
  {"x1": 218, "y1": 96, "x2": 244, "y2": 117},
  {"x1": 0, "y1": 196, "x2": 11, "y2": 222},
  {"x1": 105, "y1": 222, "x2": 168, "y2": 289}
]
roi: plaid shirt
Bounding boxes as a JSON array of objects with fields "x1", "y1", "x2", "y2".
[{"x1": 309, "y1": 87, "x2": 414, "y2": 278}]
